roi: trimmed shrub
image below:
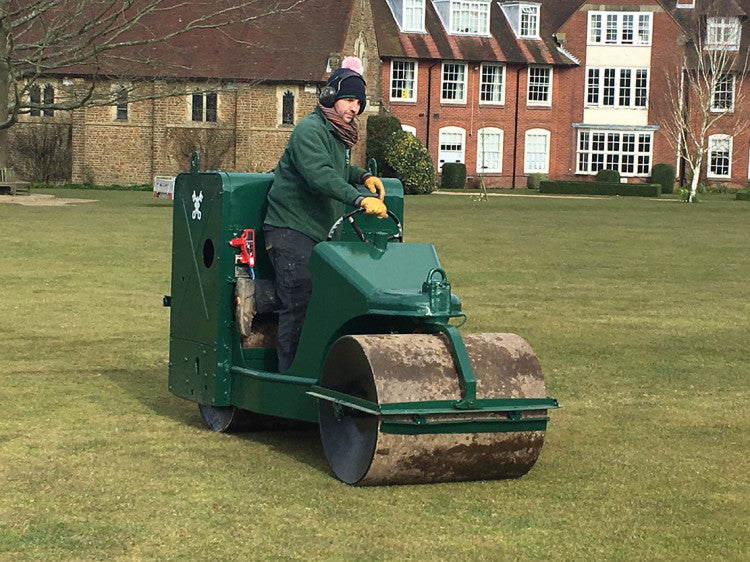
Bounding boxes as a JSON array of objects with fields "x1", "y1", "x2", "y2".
[
  {"x1": 527, "y1": 173, "x2": 546, "y2": 190},
  {"x1": 650, "y1": 163, "x2": 675, "y2": 194},
  {"x1": 596, "y1": 169, "x2": 621, "y2": 183},
  {"x1": 539, "y1": 180, "x2": 661, "y2": 197},
  {"x1": 383, "y1": 130, "x2": 437, "y2": 194},
  {"x1": 366, "y1": 114, "x2": 402, "y2": 178},
  {"x1": 440, "y1": 162, "x2": 467, "y2": 189},
  {"x1": 737, "y1": 188, "x2": 750, "y2": 201}
]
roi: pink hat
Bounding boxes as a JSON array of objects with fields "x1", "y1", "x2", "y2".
[{"x1": 341, "y1": 56, "x2": 364, "y2": 75}]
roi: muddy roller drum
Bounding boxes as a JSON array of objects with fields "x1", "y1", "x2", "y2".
[{"x1": 318, "y1": 332, "x2": 551, "y2": 486}]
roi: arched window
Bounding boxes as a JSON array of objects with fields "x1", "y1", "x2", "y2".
[
  {"x1": 708, "y1": 134, "x2": 732, "y2": 178},
  {"x1": 524, "y1": 128, "x2": 550, "y2": 173},
  {"x1": 282, "y1": 91, "x2": 295, "y2": 125},
  {"x1": 116, "y1": 87, "x2": 128, "y2": 120},
  {"x1": 477, "y1": 128, "x2": 503, "y2": 173},
  {"x1": 29, "y1": 85, "x2": 41, "y2": 117},
  {"x1": 438, "y1": 126, "x2": 465, "y2": 171},
  {"x1": 43, "y1": 85, "x2": 55, "y2": 117}
]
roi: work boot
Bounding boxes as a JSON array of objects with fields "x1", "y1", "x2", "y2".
[{"x1": 235, "y1": 275, "x2": 256, "y2": 338}]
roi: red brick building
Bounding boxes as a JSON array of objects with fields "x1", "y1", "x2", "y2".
[{"x1": 374, "y1": 0, "x2": 750, "y2": 188}]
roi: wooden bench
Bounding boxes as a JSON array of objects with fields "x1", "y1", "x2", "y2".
[{"x1": 0, "y1": 168, "x2": 30, "y2": 196}]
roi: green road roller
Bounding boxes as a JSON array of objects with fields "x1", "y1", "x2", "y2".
[{"x1": 167, "y1": 154, "x2": 558, "y2": 485}]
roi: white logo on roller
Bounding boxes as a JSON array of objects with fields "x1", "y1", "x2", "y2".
[{"x1": 191, "y1": 190, "x2": 203, "y2": 220}]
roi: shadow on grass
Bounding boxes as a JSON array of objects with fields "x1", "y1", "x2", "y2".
[{"x1": 103, "y1": 366, "x2": 330, "y2": 476}]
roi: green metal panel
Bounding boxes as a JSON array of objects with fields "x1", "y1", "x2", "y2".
[{"x1": 168, "y1": 169, "x2": 406, "y2": 416}]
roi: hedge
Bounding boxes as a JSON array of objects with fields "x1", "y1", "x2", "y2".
[
  {"x1": 737, "y1": 191, "x2": 750, "y2": 201},
  {"x1": 440, "y1": 162, "x2": 466, "y2": 189},
  {"x1": 539, "y1": 180, "x2": 661, "y2": 197}
]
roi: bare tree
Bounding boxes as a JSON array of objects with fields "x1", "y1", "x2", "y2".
[
  {"x1": 0, "y1": 0, "x2": 304, "y2": 168},
  {"x1": 172, "y1": 126, "x2": 236, "y2": 171},
  {"x1": 659, "y1": 28, "x2": 749, "y2": 202}
]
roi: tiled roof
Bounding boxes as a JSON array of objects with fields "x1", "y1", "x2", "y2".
[
  {"x1": 371, "y1": 0, "x2": 578, "y2": 66},
  {"x1": 47, "y1": 0, "x2": 354, "y2": 83}
]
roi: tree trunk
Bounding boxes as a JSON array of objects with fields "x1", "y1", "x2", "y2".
[{"x1": 0, "y1": 6, "x2": 10, "y2": 170}]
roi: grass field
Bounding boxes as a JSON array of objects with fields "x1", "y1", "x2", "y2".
[{"x1": 1, "y1": 189, "x2": 748, "y2": 560}]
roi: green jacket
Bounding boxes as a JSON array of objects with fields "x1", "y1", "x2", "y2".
[{"x1": 264, "y1": 106, "x2": 368, "y2": 242}]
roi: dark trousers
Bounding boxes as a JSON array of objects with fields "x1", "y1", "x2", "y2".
[{"x1": 261, "y1": 225, "x2": 317, "y2": 372}]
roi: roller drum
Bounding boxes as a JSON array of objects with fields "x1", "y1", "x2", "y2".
[{"x1": 318, "y1": 333, "x2": 550, "y2": 485}]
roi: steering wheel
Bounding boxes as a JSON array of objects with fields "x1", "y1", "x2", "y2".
[{"x1": 326, "y1": 207, "x2": 403, "y2": 243}]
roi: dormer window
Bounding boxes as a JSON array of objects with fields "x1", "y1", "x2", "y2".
[
  {"x1": 706, "y1": 17, "x2": 741, "y2": 50},
  {"x1": 520, "y1": 5, "x2": 539, "y2": 38},
  {"x1": 449, "y1": 1, "x2": 490, "y2": 35},
  {"x1": 403, "y1": 0, "x2": 425, "y2": 32},
  {"x1": 500, "y1": 2, "x2": 541, "y2": 40},
  {"x1": 386, "y1": 0, "x2": 425, "y2": 33}
]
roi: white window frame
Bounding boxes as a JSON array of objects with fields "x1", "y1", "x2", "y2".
[
  {"x1": 575, "y1": 129, "x2": 653, "y2": 177},
  {"x1": 711, "y1": 74, "x2": 735, "y2": 112},
  {"x1": 441, "y1": 62, "x2": 467, "y2": 103},
  {"x1": 479, "y1": 63, "x2": 505, "y2": 105},
  {"x1": 585, "y1": 67, "x2": 649, "y2": 108},
  {"x1": 402, "y1": 0, "x2": 426, "y2": 32},
  {"x1": 706, "y1": 17, "x2": 741, "y2": 50},
  {"x1": 527, "y1": 66, "x2": 552, "y2": 106},
  {"x1": 402, "y1": 124, "x2": 417, "y2": 136},
  {"x1": 707, "y1": 134, "x2": 732, "y2": 178},
  {"x1": 524, "y1": 128, "x2": 550, "y2": 173},
  {"x1": 477, "y1": 127, "x2": 503, "y2": 174},
  {"x1": 587, "y1": 11, "x2": 652, "y2": 46},
  {"x1": 438, "y1": 126, "x2": 466, "y2": 171},
  {"x1": 449, "y1": 1, "x2": 490, "y2": 35},
  {"x1": 390, "y1": 60, "x2": 417, "y2": 102},
  {"x1": 519, "y1": 4, "x2": 540, "y2": 39}
]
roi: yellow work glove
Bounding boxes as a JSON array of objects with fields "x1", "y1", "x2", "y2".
[
  {"x1": 363, "y1": 175, "x2": 385, "y2": 201},
  {"x1": 360, "y1": 196, "x2": 388, "y2": 219}
]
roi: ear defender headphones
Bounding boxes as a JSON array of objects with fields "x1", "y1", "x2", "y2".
[{"x1": 319, "y1": 69, "x2": 366, "y2": 113}]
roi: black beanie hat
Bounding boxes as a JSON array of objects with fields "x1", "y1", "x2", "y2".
[{"x1": 328, "y1": 68, "x2": 367, "y2": 114}]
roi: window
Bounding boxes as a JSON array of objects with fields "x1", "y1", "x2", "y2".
[
  {"x1": 402, "y1": 125, "x2": 417, "y2": 136},
  {"x1": 712, "y1": 74, "x2": 735, "y2": 112},
  {"x1": 708, "y1": 135, "x2": 732, "y2": 178},
  {"x1": 282, "y1": 91, "x2": 295, "y2": 125},
  {"x1": 524, "y1": 129, "x2": 550, "y2": 173},
  {"x1": 477, "y1": 128, "x2": 503, "y2": 173},
  {"x1": 480, "y1": 64, "x2": 505, "y2": 104},
  {"x1": 402, "y1": 0, "x2": 425, "y2": 32},
  {"x1": 441, "y1": 62, "x2": 467, "y2": 103},
  {"x1": 527, "y1": 66, "x2": 551, "y2": 106},
  {"x1": 192, "y1": 92, "x2": 217, "y2": 122},
  {"x1": 676, "y1": 0, "x2": 695, "y2": 7},
  {"x1": 29, "y1": 85, "x2": 41, "y2": 117},
  {"x1": 706, "y1": 17, "x2": 740, "y2": 50},
  {"x1": 586, "y1": 68, "x2": 649, "y2": 108},
  {"x1": 116, "y1": 87, "x2": 128, "y2": 120},
  {"x1": 43, "y1": 85, "x2": 54, "y2": 117},
  {"x1": 450, "y1": 1, "x2": 490, "y2": 35},
  {"x1": 576, "y1": 129, "x2": 653, "y2": 176},
  {"x1": 520, "y1": 5, "x2": 540, "y2": 38},
  {"x1": 438, "y1": 127, "x2": 465, "y2": 170},
  {"x1": 391, "y1": 60, "x2": 417, "y2": 101},
  {"x1": 588, "y1": 12, "x2": 652, "y2": 46}
]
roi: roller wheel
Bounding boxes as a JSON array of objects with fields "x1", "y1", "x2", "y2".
[
  {"x1": 318, "y1": 333, "x2": 550, "y2": 486},
  {"x1": 199, "y1": 404, "x2": 263, "y2": 432}
]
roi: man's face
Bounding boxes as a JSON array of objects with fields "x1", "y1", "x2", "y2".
[{"x1": 333, "y1": 98, "x2": 360, "y2": 123}]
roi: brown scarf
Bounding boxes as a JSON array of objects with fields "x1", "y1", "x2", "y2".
[{"x1": 319, "y1": 104, "x2": 359, "y2": 148}]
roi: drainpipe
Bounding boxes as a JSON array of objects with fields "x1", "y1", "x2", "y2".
[
  {"x1": 511, "y1": 65, "x2": 525, "y2": 189},
  {"x1": 425, "y1": 61, "x2": 440, "y2": 151}
]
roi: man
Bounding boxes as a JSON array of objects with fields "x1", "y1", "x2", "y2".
[{"x1": 257, "y1": 58, "x2": 387, "y2": 372}]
